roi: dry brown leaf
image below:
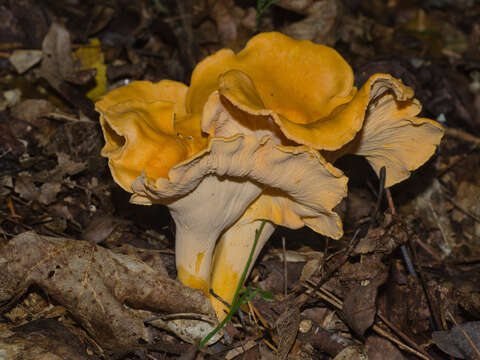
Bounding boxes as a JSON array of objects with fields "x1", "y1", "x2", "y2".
[
  {"x1": 0, "y1": 232, "x2": 216, "y2": 350},
  {"x1": 210, "y1": 0, "x2": 237, "y2": 43},
  {"x1": 39, "y1": 23, "x2": 96, "y2": 118},
  {"x1": 275, "y1": 303, "x2": 300, "y2": 359},
  {"x1": 281, "y1": 0, "x2": 339, "y2": 45},
  {"x1": 9, "y1": 49, "x2": 43, "y2": 74},
  {"x1": 40, "y1": 23, "x2": 74, "y2": 88},
  {"x1": 365, "y1": 335, "x2": 407, "y2": 360},
  {"x1": 433, "y1": 321, "x2": 480, "y2": 359},
  {"x1": 0, "y1": 319, "x2": 93, "y2": 360},
  {"x1": 342, "y1": 269, "x2": 388, "y2": 337}
]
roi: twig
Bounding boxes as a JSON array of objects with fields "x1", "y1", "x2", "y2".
[
  {"x1": 371, "y1": 166, "x2": 387, "y2": 222},
  {"x1": 408, "y1": 235, "x2": 441, "y2": 330},
  {"x1": 442, "y1": 193, "x2": 480, "y2": 223},
  {"x1": 305, "y1": 229, "x2": 361, "y2": 303},
  {"x1": 444, "y1": 127, "x2": 480, "y2": 145},
  {"x1": 413, "y1": 237, "x2": 442, "y2": 262},
  {"x1": 386, "y1": 189, "x2": 440, "y2": 330},
  {"x1": 385, "y1": 188, "x2": 396, "y2": 216},
  {"x1": 303, "y1": 280, "x2": 432, "y2": 360},
  {"x1": 372, "y1": 324, "x2": 432, "y2": 360},
  {"x1": 377, "y1": 312, "x2": 433, "y2": 359},
  {"x1": 45, "y1": 112, "x2": 92, "y2": 123},
  {"x1": 302, "y1": 281, "x2": 343, "y2": 309},
  {"x1": 436, "y1": 142, "x2": 478, "y2": 178},
  {"x1": 282, "y1": 236, "x2": 288, "y2": 296},
  {"x1": 428, "y1": 200, "x2": 452, "y2": 250},
  {"x1": 400, "y1": 245, "x2": 418, "y2": 278}
]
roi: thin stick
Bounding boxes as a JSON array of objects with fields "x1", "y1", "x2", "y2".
[
  {"x1": 444, "y1": 127, "x2": 480, "y2": 144},
  {"x1": 385, "y1": 188, "x2": 396, "y2": 216},
  {"x1": 303, "y1": 280, "x2": 432, "y2": 360},
  {"x1": 305, "y1": 229, "x2": 361, "y2": 303},
  {"x1": 282, "y1": 236, "x2": 288, "y2": 295},
  {"x1": 372, "y1": 324, "x2": 432, "y2": 360},
  {"x1": 442, "y1": 193, "x2": 480, "y2": 223},
  {"x1": 372, "y1": 167, "x2": 387, "y2": 222},
  {"x1": 413, "y1": 237, "x2": 442, "y2": 262},
  {"x1": 428, "y1": 201, "x2": 452, "y2": 249},
  {"x1": 377, "y1": 312, "x2": 433, "y2": 359}
]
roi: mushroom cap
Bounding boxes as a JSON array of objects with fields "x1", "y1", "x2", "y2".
[
  {"x1": 323, "y1": 74, "x2": 444, "y2": 187},
  {"x1": 187, "y1": 32, "x2": 360, "y2": 150},
  {"x1": 130, "y1": 135, "x2": 347, "y2": 238},
  {"x1": 96, "y1": 80, "x2": 207, "y2": 192}
]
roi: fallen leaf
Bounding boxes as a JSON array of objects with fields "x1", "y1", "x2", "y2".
[
  {"x1": 433, "y1": 321, "x2": 480, "y2": 359},
  {"x1": 72, "y1": 38, "x2": 107, "y2": 101},
  {"x1": 40, "y1": 23, "x2": 74, "y2": 85},
  {"x1": 342, "y1": 259, "x2": 388, "y2": 336},
  {"x1": 275, "y1": 303, "x2": 300, "y2": 360},
  {"x1": 9, "y1": 49, "x2": 43, "y2": 73},
  {"x1": 281, "y1": 0, "x2": 338, "y2": 45},
  {"x1": 365, "y1": 335, "x2": 407, "y2": 360},
  {"x1": 39, "y1": 23, "x2": 95, "y2": 118},
  {"x1": 332, "y1": 346, "x2": 368, "y2": 360},
  {"x1": 0, "y1": 319, "x2": 93, "y2": 360},
  {"x1": 210, "y1": 0, "x2": 237, "y2": 43}
]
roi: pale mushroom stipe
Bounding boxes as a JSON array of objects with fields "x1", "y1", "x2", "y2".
[{"x1": 96, "y1": 32, "x2": 444, "y2": 321}]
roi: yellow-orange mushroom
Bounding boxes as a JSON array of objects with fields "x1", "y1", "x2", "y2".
[{"x1": 97, "y1": 32, "x2": 442, "y2": 324}]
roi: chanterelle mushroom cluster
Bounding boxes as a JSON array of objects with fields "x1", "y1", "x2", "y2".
[{"x1": 96, "y1": 32, "x2": 444, "y2": 320}]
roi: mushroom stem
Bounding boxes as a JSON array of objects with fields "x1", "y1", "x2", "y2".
[
  {"x1": 174, "y1": 225, "x2": 218, "y2": 295},
  {"x1": 209, "y1": 220, "x2": 276, "y2": 320}
]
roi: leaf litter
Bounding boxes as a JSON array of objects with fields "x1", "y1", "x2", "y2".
[{"x1": 0, "y1": 0, "x2": 480, "y2": 359}]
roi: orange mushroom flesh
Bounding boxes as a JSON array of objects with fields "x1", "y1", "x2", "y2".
[{"x1": 97, "y1": 32, "x2": 443, "y2": 323}]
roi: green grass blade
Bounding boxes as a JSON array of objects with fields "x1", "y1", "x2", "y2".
[{"x1": 198, "y1": 220, "x2": 267, "y2": 348}]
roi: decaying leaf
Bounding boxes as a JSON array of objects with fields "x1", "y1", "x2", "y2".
[
  {"x1": 275, "y1": 303, "x2": 300, "y2": 360},
  {"x1": 40, "y1": 23, "x2": 74, "y2": 87},
  {"x1": 9, "y1": 49, "x2": 43, "y2": 74},
  {"x1": 433, "y1": 321, "x2": 480, "y2": 359},
  {"x1": 281, "y1": 0, "x2": 339, "y2": 45},
  {"x1": 39, "y1": 23, "x2": 95, "y2": 118},
  {"x1": 0, "y1": 232, "x2": 217, "y2": 350},
  {"x1": 342, "y1": 262, "x2": 388, "y2": 337},
  {"x1": 365, "y1": 335, "x2": 407, "y2": 360},
  {"x1": 0, "y1": 319, "x2": 94, "y2": 360},
  {"x1": 332, "y1": 346, "x2": 368, "y2": 360},
  {"x1": 210, "y1": 0, "x2": 237, "y2": 43}
]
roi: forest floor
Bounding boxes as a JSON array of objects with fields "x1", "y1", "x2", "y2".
[{"x1": 1, "y1": 0, "x2": 480, "y2": 359}]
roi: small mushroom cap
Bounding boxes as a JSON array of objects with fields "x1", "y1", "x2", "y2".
[
  {"x1": 96, "y1": 80, "x2": 207, "y2": 192},
  {"x1": 323, "y1": 74, "x2": 444, "y2": 187},
  {"x1": 188, "y1": 32, "x2": 359, "y2": 150}
]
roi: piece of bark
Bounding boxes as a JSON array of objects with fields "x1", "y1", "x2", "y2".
[{"x1": 0, "y1": 231, "x2": 216, "y2": 350}]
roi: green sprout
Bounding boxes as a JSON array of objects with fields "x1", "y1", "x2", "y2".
[{"x1": 198, "y1": 219, "x2": 273, "y2": 348}]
